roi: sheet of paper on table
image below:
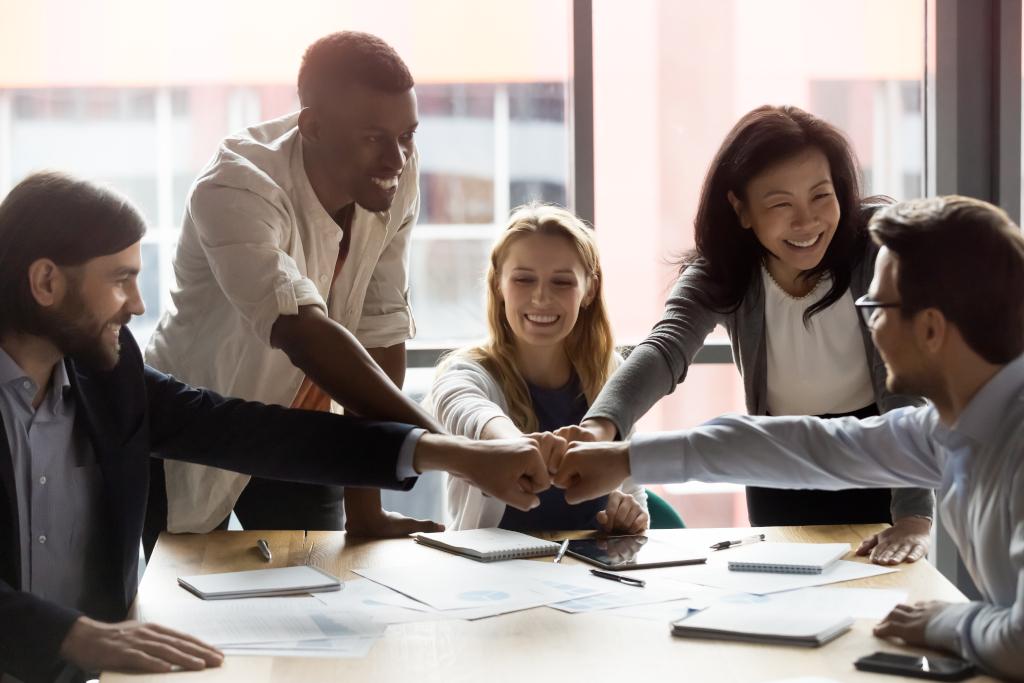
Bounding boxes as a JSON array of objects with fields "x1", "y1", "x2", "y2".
[
  {"x1": 353, "y1": 555, "x2": 608, "y2": 611},
  {"x1": 548, "y1": 577, "x2": 708, "y2": 613},
  {"x1": 667, "y1": 559, "x2": 897, "y2": 594},
  {"x1": 714, "y1": 586, "x2": 909, "y2": 620},
  {"x1": 140, "y1": 594, "x2": 385, "y2": 648},
  {"x1": 221, "y1": 636, "x2": 380, "y2": 659}
]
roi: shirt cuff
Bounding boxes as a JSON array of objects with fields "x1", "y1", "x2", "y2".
[
  {"x1": 925, "y1": 601, "x2": 979, "y2": 655},
  {"x1": 629, "y1": 432, "x2": 687, "y2": 484},
  {"x1": 396, "y1": 428, "x2": 426, "y2": 480}
]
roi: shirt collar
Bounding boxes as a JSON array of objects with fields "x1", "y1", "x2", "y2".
[
  {"x1": 47, "y1": 357, "x2": 73, "y2": 416},
  {"x1": 0, "y1": 345, "x2": 72, "y2": 414},
  {"x1": 0, "y1": 345, "x2": 27, "y2": 387},
  {"x1": 951, "y1": 352, "x2": 1024, "y2": 446}
]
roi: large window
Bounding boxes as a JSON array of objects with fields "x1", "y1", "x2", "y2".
[
  {"x1": 591, "y1": 0, "x2": 926, "y2": 526},
  {"x1": 0, "y1": 0, "x2": 571, "y2": 348}
]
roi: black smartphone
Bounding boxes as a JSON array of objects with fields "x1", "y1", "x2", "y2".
[{"x1": 854, "y1": 651, "x2": 976, "y2": 681}]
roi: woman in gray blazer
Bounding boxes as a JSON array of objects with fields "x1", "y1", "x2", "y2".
[{"x1": 561, "y1": 105, "x2": 934, "y2": 565}]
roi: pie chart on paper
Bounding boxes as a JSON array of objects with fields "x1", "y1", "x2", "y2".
[{"x1": 457, "y1": 590, "x2": 511, "y2": 602}]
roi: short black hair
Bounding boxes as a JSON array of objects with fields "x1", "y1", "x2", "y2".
[
  {"x1": 870, "y1": 195, "x2": 1024, "y2": 364},
  {"x1": 0, "y1": 171, "x2": 146, "y2": 336},
  {"x1": 297, "y1": 31, "x2": 414, "y2": 107}
]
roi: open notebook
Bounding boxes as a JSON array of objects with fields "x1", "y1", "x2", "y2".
[
  {"x1": 727, "y1": 543, "x2": 850, "y2": 574},
  {"x1": 413, "y1": 528, "x2": 561, "y2": 561},
  {"x1": 671, "y1": 604, "x2": 853, "y2": 647}
]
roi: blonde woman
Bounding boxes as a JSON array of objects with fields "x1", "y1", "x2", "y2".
[{"x1": 428, "y1": 204, "x2": 648, "y2": 532}]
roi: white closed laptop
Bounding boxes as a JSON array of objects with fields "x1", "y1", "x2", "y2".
[
  {"x1": 727, "y1": 542, "x2": 850, "y2": 574},
  {"x1": 178, "y1": 565, "x2": 342, "y2": 600}
]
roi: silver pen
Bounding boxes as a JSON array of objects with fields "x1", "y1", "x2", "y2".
[
  {"x1": 256, "y1": 538, "x2": 273, "y2": 562},
  {"x1": 709, "y1": 533, "x2": 765, "y2": 551},
  {"x1": 553, "y1": 539, "x2": 570, "y2": 563}
]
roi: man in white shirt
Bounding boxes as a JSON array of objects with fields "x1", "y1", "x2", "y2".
[
  {"x1": 550, "y1": 196, "x2": 1024, "y2": 680},
  {"x1": 145, "y1": 31, "x2": 445, "y2": 543}
]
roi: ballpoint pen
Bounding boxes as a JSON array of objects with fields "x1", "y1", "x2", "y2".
[
  {"x1": 589, "y1": 569, "x2": 645, "y2": 587},
  {"x1": 256, "y1": 538, "x2": 273, "y2": 562},
  {"x1": 709, "y1": 533, "x2": 765, "y2": 551},
  {"x1": 553, "y1": 539, "x2": 570, "y2": 564}
]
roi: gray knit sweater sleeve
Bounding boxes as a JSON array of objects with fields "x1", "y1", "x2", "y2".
[{"x1": 585, "y1": 266, "x2": 722, "y2": 438}]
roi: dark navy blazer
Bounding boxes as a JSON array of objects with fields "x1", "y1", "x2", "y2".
[{"x1": 0, "y1": 329, "x2": 416, "y2": 682}]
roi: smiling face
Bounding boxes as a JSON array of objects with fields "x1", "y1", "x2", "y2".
[
  {"x1": 302, "y1": 82, "x2": 418, "y2": 213},
  {"x1": 866, "y1": 246, "x2": 932, "y2": 397},
  {"x1": 39, "y1": 242, "x2": 145, "y2": 369},
  {"x1": 498, "y1": 233, "x2": 593, "y2": 352},
  {"x1": 730, "y1": 147, "x2": 841, "y2": 289}
]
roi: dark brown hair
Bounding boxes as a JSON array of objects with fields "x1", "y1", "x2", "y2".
[
  {"x1": 869, "y1": 196, "x2": 1024, "y2": 364},
  {"x1": 298, "y1": 31, "x2": 414, "y2": 106},
  {"x1": 0, "y1": 171, "x2": 146, "y2": 336},
  {"x1": 685, "y1": 105, "x2": 872, "y2": 321}
]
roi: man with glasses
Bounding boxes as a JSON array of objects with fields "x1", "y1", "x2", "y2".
[{"x1": 550, "y1": 195, "x2": 1024, "y2": 680}]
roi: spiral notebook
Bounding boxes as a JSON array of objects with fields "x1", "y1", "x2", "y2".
[
  {"x1": 727, "y1": 543, "x2": 850, "y2": 575},
  {"x1": 413, "y1": 528, "x2": 560, "y2": 562}
]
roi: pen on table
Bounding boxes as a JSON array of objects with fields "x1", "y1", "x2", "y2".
[
  {"x1": 709, "y1": 533, "x2": 766, "y2": 551},
  {"x1": 256, "y1": 538, "x2": 272, "y2": 562},
  {"x1": 553, "y1": 539, "x2": 570, "y2": 564},
  {"x1": 589, "y1": 569, "x2": 645, "y2": 587}
]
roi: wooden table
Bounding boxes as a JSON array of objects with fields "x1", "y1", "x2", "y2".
[{"x1": 104, "y1": 525, "x2": 995, "y2": 682}]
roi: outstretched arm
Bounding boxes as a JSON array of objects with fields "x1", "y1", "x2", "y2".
[{"x1": 552, "y1": 409, "x2": 944, "y2": 504}]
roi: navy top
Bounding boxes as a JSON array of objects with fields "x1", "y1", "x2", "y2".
[{"x1": 499, "y1": 373, "x2": 609, "y2": 531}]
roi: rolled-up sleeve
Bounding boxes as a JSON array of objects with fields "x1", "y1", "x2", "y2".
[
  {"x1": 189, "y1": 182, "x2": 327, "y2": 345},
  {"x1": 356, "y1": 162, "x2": 419, "y2": 349}
]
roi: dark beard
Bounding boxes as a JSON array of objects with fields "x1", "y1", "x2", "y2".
[{"x1": 35, "y1": 289, "x2": 125, "y2": 371}]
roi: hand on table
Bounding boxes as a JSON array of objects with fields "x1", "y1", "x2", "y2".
[
  {"x1": 857, "y1": 515, "x2": 931, "y2": 565},
  {"x1": 345, "y1": 509, "x2": 445, "y2": 537},
  {"x1": 596, "y1": 490, "x2": 650, "y2": 534},
  {"x1": 873, "y1": 600, "x2": 948, "y2": 646},
  {"x1": 59, "y1": 616, "x2": 223, "y2": 674}
]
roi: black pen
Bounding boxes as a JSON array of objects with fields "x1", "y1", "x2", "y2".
[{"x1": 589, "y1": 568, "x2": 645, "y2": 587}]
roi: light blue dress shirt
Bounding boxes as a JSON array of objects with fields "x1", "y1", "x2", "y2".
[
  {"x1": 0, "y1": 348, "x2": 108, "y2": 617},
  {"x1": 629, "y1": 353, "x2": 1024, "y2": 680}
]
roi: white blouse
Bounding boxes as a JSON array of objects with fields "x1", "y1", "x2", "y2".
[{"x1": 762, "y1": 266, "x2": 875, "y2": 416}]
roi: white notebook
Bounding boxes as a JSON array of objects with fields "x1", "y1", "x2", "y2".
[
  {"x1": 177, "y1": 565, "x2": 342, "y2": 600},
  {"x1": 727, "y1": 542, "x2": 850, "y2": 574},
  {"x1": 413, "y1": 528, "x2": 561, "y2": 561},
  {"x1": 671, "y1": 604, "x2": 853, "y2": 647}
]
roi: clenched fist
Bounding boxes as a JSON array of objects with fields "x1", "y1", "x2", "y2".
[
  {"x1": 550, "y1": 440, "x2": 632, "y2": 504},
  {"x1": 414, "y1": 434, "x2": 552, "y2": 510}
]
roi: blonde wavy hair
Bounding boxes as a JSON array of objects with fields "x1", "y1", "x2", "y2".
[{"x1": 442, "y1": 203, "x2": 616, "y2": 433}]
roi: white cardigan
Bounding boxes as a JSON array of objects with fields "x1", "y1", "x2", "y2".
[{"x1": 425, "y1": 355, "x2": 647, "y2": 529}]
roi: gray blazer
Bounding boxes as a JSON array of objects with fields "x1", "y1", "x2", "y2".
[{"x1": 586, "y1": 238, "x2": 935, "y2": 520}]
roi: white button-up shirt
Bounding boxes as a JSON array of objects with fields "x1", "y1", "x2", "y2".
[
  {"x1": 629, "y1": 353, "x2": 1024, "y2": 680},
  {"x1": 146, "y1": 111, "x2": 419, "y2": 532}
]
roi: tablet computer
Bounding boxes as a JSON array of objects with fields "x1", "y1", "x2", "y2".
[{"x1": 566, "y1": 535, "x2": 706, "y2": 570}]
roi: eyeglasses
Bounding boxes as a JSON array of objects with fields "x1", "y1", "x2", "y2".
[{"x1": 853, "y1": 294, "x2": 901, "y2": 328}]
